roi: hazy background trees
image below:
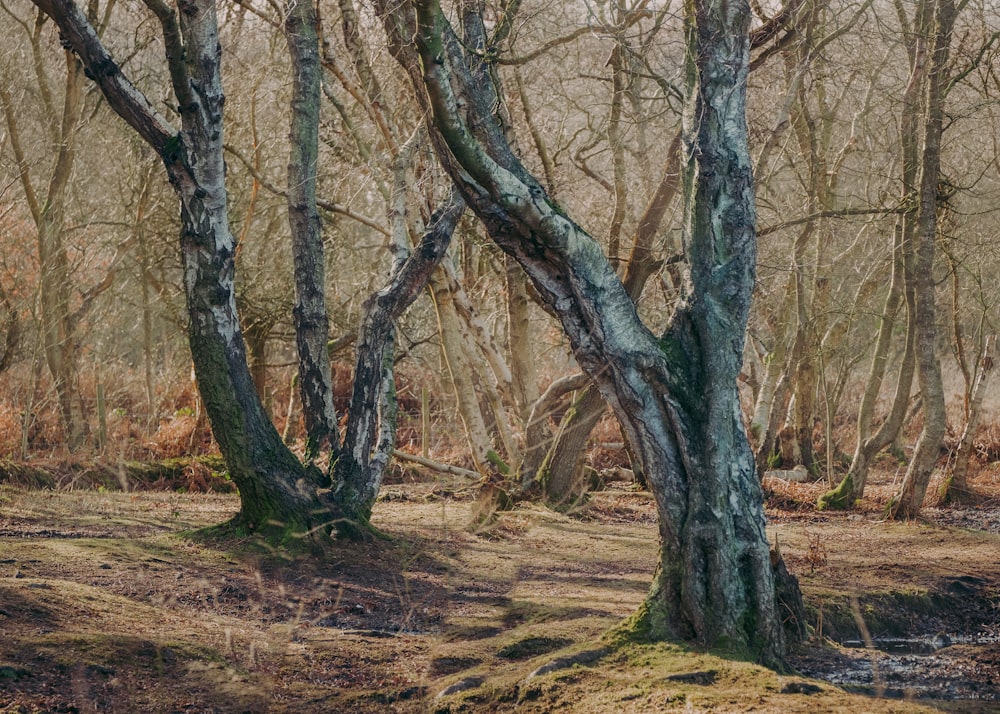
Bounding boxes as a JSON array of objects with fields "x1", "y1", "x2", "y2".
[{"x1": 2, "y1": 0, "x2": 1000, "y2": 526}]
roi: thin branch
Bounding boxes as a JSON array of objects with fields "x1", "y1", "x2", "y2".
[
  {"x1": 946, "y1": 30, "x2": 1000, "y2": 95},
  {"x1": 70, "y1": 235, "x2": 137, "y2": 324},
  {"x1": 29, "y1": 0, "x2": 177, "y2": 155},
  {"x1": 223, "y1": 143, "x2": 390, "y2": 236},
  {"x1": 758, "y1": 206, "x2": 905, "y2": 237},
  {"x1": 139, "y1": 0, "x2": 193, "y2": 111},
  {"x1": 525, "y1": 372, "x2": 591, "y2": 433},
  {"x1": 495, "y1": 12, "x2": 655, "y2": 68},
  {"x1": 0, "y1": 81, "x2": 42, "y2": 225}
]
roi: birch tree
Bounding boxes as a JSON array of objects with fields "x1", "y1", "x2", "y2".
[{"x1": 378, "y1": 0, "x2": 802, "y2": 660}]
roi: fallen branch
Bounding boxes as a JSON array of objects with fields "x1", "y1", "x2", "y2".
[{"x1": 391, "y1": 450, "x2": 480, "y2": 479}]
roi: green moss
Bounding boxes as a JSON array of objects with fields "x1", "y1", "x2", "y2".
[
  {"x1": 161, "y1": 133, "x2": 182, "y2": 161},
  {"x1": 805, "y1": 589, "x2": 939, "y2": 642},
  {"x1": 486, "y1": 450, "x2": 510, "y2": 475},
  {"x1": 189, "y1": 511, "x2": 331, "y2": 556},
  {"x1": 611, "y1": 599, "x2": 668, "y2": 645},
  {"x1": 817, "y1": 475, "x2": 857, "y2": 510}
]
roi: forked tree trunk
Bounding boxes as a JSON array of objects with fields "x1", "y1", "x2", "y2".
[
  {"x1": 164, "y1": 0, "x2": 321, "y2": 535},
  {"x1": 35, "y1": 0, "x2": 326, "y2": 540},
  {"x1": 389, "y1": 0, "x2": 796, "y2": 661},
  {"x1": 818, "y1": 220, "x2": 915, "y2": 508}
]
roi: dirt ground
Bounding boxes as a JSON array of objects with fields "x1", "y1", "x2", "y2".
[{"x1": 1, "y1": 463, "x2": 999, "y2": 713}]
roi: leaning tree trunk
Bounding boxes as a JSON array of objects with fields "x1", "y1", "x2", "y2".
[
  {"x1": 389, "y1": 0, "x2": 796, "y2": 662},
  {"x1": 35, "y1": 0, "x2": 325, "y2": 540},
  {"x1": 331, "y1": 191, "x2": 464, "y2": 526},
  {"x1": 540, "y1": 134, "x2": 683, "y2": 501}
]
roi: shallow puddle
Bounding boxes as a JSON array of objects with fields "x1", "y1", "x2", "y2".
[{"x1": 795, "y1": 635, "x2": 1000, "y2": 703}]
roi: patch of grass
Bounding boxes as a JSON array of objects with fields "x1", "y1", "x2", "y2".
[
  {"x1": 806, "y1": 588, "x2": 958, "y2": 642},
  {"x1": 502, "y1": 598, "x2": 599, "y2": 627},
  {"x1": 429, "y1": 655, "x2": 483, "y2": 676},
  {"x1": 496, "y1": 636, "x2": 572, "y2": 660}
]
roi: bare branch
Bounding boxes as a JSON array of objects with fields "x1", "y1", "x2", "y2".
[
  {"x1": 29, "y1": 0, "x2": 177, "y2": 155},
  {"x1": 758, "y1": 206, "x2": 906, "y2": 237},
  {"x1": 223, "y1": 143, "x2": 390, "y2": 236},
  {"x1": 390, "y1": 449, "x2": 480, "y2": 479}
]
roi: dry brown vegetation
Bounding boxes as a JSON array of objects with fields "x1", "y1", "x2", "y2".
[{"x1": 2, "y1": 462, "x2": 999, "y2": 713}]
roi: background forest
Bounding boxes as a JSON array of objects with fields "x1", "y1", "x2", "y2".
[
  {"x1": 6, "y1": 0, "x2": 1000, "y2": 710},
  {"x1": 1, "y1": 0, "x2": 1000, "y2": 516}
]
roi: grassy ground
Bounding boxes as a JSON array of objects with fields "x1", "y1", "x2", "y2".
[{"x1": 1, "y1": 471, "x2": 998, "y2": 713}]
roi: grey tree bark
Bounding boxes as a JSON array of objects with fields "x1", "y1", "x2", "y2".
[
  {"x1": 888, "y1": 0, "x2": 956, "y2": 520},
  {"x1": 331, "y1": 191, "x2": 465, "y2": 527},
  {"x1": 284, "y1": 0, "x2": 339, "y2": 460},
  {"x1": 538, "y1": 132, "x2": 682, "y2": 503}
]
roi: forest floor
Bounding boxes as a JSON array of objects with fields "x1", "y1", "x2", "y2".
[{"x1": 1, "y1": 460, "x2": 999, "y2": 713}]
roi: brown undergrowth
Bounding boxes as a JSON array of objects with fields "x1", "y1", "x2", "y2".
[{"x1": 0, "y1": 468, "x2": 998, "y2": 712}]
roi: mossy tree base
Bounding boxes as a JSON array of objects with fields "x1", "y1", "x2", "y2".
[
  {"x1": 192, "y1": 511, "x2": 331, "y2": 556},
  {"x1": 817, "y1": 475, "x2": 858, "y2": 510},
  {"x1": 937, "y1": 476, "x2": 984, "y2": 506}
]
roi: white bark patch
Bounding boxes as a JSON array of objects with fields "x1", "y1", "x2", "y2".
[{"x1": 210, "y1": 304, "x2": 239, "y2": 346}]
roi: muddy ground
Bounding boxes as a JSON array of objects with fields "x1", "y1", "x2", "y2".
[{"x1": 1, "y1": 464, "x2": 999, "y2": 713}]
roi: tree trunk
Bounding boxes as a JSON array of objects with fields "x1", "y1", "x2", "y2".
[
  {"x1": 1, "y1": 51, "x2": 88, "y2": 449},
  {"x1": 540, "y1": 132, "x2": 683, "y2": 500},
  {"x1": 506, "y1": 254, "x2": 545, "y2": 481},
  {"x1": 888, "y1": 0, "x2": 956, "y2": 519},
  {"x1": 33, "y1": 0, "x2": 326, "y2": 540},
  {"x1": 941, "y1": 335, "x2": 996, "y2": 503},
  {"x1": 429, "y1": 268, "x2": 494, "y2": 473},
  {"x1": 285, "y1": 0, "x2": 339, "y2": 459},
  {"x1": 243, "y1": 319, "x2": 270, "y2": 407},
  {"x1": 818, "y1": 0, "x2": 936, "y2": 509},
  {"x1": 541, "y1": 386, "x2": 605, "y2": 506},
  {"x1": 331, "y1": 192, "x2": 464, "y2": 525},
  {"x1": 390, "y1": 0, "x2": 796, "y2": 661},
  {"x1": 818, "y1": 219, "x2": 916, "y2": 508},
  {"x1": 167, "y1": 1, "x2": 321, "y2": 536}
]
